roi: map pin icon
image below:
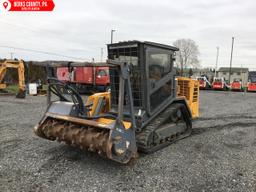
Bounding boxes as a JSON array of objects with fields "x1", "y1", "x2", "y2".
[{"x1": 3, "y1": 2, "x2": 8, "y2": 9}]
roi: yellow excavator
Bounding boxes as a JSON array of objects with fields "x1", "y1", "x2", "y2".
[
  {"x1": 0, "y1": 59, "x2": 26, "y2": 98},
  {"x1": 34, "y1": 41, "x2": 199, "y2": 163}
]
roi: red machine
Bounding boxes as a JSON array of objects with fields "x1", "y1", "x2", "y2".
[
  {"x1": 247, "y1": 73, "x2": 256, "y2": 92},
  {"x1": 56, "y1": 66, "x2": 109, "y2": 93},
  {"x1": 247, "y1": 82, "x2": 256, "y2": 92},
  {"x1": 231, "y1": 79, "x2": 243, "y2": 91},
  {"x1": 56, "y1": 67, "x2": 72, "y2": 81},
  {"x1": 196, "y1": 76, "x2": 211, "y2": 89},
  {"x1": 212, "y1": 77, "x2": 229, "y2": 90}
]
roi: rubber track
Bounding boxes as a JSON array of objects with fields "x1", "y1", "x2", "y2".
[{"x1": 136, "y1": 103, "x2": 191, "y2": 153}]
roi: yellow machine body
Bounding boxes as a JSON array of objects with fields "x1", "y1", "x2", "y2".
[
  {"x1": 177, "y1": 77, "x2": 200, "y2": 118},
  {"x1": 85, "y1": 92, "x2": 132, "y2": 129},
  {"x1": 82, "y1": 77, "x2": 199, "y2": 130},
  {"x1": 85, "y1": 77, "x2": 200, "y2": 121}
]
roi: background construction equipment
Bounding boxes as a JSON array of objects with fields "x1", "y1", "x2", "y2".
[{"x1": 0, "y1": 59, "x2": 26, "y2": 98}]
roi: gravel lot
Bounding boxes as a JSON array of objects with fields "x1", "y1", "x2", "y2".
[{"x1": 0, "y1": 91, "x2": 256, "y2": 192}]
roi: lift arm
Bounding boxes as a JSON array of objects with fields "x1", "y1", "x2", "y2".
[
  {"x1": 0, "y1": 60, "x2": 26, "y2": 98},
  {"x1": 0, "y1": 64, "x2": 7, "y2": 89}
]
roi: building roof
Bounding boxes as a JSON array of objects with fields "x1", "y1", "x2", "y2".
[
  {"x1": 108, "y1": 40, "x2": 179, "y2": 51},
  {"x1": 218, "y1": 67, "x2": 249, "y2": 73}
]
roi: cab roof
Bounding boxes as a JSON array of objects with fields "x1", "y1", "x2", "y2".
[{"x1": 108, "y1": 40, "x2": 179, "y2": 51}]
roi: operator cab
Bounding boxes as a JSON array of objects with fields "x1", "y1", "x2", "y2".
[{"x1": 107, "y1": 41, "x2": 178, "y2": 118}]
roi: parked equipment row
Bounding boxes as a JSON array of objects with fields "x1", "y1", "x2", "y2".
[{"x1": 197, "y1": 76, "x2": 256, "y2": 92}]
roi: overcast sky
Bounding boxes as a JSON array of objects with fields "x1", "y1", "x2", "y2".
[{"x1": 0, "y1": 0, "x2": 256, "y2": 69}]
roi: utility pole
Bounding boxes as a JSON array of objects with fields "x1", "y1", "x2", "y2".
[
  {"x1": 214, "y1": 46, "x2": 219, "y2": 78},
  {"x1": 100, "y1": 48, "x2": 103, "y2": 62},
  {"x1": 241, "y1": 64, "x2": 243, "y2": 85},
  {"x1": 111, "y1": 29, "x2": 116, "y2": 44},
  {"x1": 229, "y1": 37, "x2": 235, "y2": 84}
]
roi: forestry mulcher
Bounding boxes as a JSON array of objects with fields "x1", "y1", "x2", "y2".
[{"x1": 34, "y1": 41, "x2": 199, "y2": 164}]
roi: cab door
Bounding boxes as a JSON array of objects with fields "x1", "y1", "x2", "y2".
[{"x1": 145, "y1": 46, "x2": 175, "y2": 114}]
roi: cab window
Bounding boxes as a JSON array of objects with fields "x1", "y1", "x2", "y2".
[
  {"x1": 97, "y1": 70, "x2": 107, "y2": 76},
  {"x1": 148, "y1": 52, "x2": 172, "y2": 81}
]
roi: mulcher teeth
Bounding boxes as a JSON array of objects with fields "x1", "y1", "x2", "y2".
[{"x1": 35, "y1": 118, "x2": 112, "y2": 158}]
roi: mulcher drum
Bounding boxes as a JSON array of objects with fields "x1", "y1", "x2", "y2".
[{"x1": 35, "y1": 118, "x2": 113, "y2": 158}]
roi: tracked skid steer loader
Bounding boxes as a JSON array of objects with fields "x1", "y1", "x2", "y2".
[{"x1": 34, "y1": 41, "x2": 199, "y2": 164}]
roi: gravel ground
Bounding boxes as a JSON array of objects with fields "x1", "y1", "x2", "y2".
[{"x1": 0, "y1": 91, "x2": 256, "y2": 192}]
